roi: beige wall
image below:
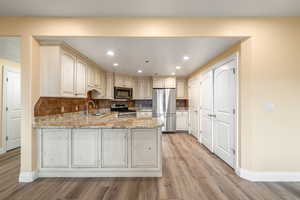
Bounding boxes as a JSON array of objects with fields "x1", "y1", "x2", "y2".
[
  {"x1": 0, "y1": 58, "x2": 20, "y2": 150},
  {"x1": 0, "y1": 17, "x2": 299, "y2": 173}
]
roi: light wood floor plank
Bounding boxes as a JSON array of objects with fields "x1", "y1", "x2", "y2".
[{"x1": 0, "y1": 134, "x2": 299, "y2": 200}]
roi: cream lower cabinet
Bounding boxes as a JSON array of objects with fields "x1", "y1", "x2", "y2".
[
  {"x1": 38, "y1": 128, "x2": 162, "y2": 178},
  {"x1": 102, "y1": 129, "x2": 128, "y2": 168},
  {"x1": 71, "y1": 129, "x2": 98, "y2": 168},
  {"x1": 132, "y1": 129, "x2": 158, "y2": 168},
  {"x1": 41, "y1": 129, "x2": 70, "y2": 168},
  {"x1": 176, "y1": 111, "x2": 189, "y2": 131}
]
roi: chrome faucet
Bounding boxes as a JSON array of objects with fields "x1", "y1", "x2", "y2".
[{"x1": 85, "y1": 100, "x2": 96, "y2": 116}]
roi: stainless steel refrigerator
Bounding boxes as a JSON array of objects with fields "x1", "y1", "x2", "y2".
[{"x1": 152, "y1": 89, "x2": 176, "y2": 132}]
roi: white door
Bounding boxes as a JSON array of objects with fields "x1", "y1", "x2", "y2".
[
  {"x1": 200, "y1": 71, "x2": 213, "y2": 151},
  {"x1": 189, "y1": 80, "x2": 200, "y2": 139},
  {"x1": 4, "y1": 67, "x2": 21, "y2": 151},
  {"x1": 75, "y1": 59, "x2": 86, "y2": 97},
  {"x1": 213, "y1": 60, "x2": 236, "y2": 167}
]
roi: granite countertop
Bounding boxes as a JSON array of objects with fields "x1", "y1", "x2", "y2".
[{"x1": 33, "y1": 112, "x2": 163, "y2": 129}]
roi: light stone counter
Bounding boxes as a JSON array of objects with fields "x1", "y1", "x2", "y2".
[{"x1": 34, "y1": 112, "x2": 163, "y2": 129}]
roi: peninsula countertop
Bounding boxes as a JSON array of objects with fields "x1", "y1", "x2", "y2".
[{"x1": 33, "y1": 112, "x2": 164, "y2": 129}]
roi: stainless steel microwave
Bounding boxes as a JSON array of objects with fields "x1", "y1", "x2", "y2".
[{"x1": 114, "y1": 87, "x2": 133, "y2": 100}]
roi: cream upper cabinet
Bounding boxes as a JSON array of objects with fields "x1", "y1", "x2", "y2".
[
  {"x1": 176, "y1": 78, "x2": 188, "y2": 99},
  {"x1": 114, "y1": 73, "x2": 133, "y2": 88},
  {"x1": 152, "y1": 77, "x2": 164, "y2": 88},
  {"x1": 75, "y1": 59, "x2": 87, "y2": 97},
  {"x1": 106, "y1": 72, "x2": 114, "y2": 99},
  {"x1": 87, "y1": 65, "x2": 96, "y2": 88},
  {"x1": 61, "y1": 50, "x2": 76, "y2": 97},
  {"x1": 133, "y1": 77, "x2": 152, "y2": 100},
  {"x1": 152, "y1": 76, "x2": 176, "y2": 89},
  {"x1": 40, "y1": 44, "x2": 88, "y2": 98}
]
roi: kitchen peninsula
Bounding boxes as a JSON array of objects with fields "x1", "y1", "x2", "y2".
[{"x1": 34, "y1": 112, "x2": 163, "y2": 178}]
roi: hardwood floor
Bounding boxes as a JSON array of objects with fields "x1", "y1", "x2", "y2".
[{"x1": 0, "y1": 133, "x2": 300, "y2": 200}]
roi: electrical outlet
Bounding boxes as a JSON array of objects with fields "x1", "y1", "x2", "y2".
[{"x1": 61, "y1": 106, "x2": 64, "y2": 113}]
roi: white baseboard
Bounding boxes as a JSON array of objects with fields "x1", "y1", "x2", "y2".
[
  {"x1": 238, "y1": 168, "x2": 300, "y2": 182},
  {"x1": 19, "y1": 171, "x2": 38, "y2": 183},
  {"x1": 38, "y1": 170, "x2": 162, "y2": 178}
]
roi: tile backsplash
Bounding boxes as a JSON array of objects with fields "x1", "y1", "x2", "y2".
[
  {"x1": 34, "y1": 97, "x2": 135, "y2": 117},
  {"x1": 35, "y1": 97, "x2": 188, "y2": 117}
]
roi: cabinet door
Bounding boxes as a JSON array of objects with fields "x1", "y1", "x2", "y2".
[
  {"x1": 42, "y1": 129, "x2": 70, "y2": 168},
  {"x1": 114, "y1": 74, "x2": 124, "y2": 87},
  {"x1": 176, "y1": 80, "x2": 185, "y2": 99},
  {"x1": 75, "y1": 59, "x2": 87, "y2": 97},
  {"x1": 61, "y1": 51, "x2": 76, "y2": 97},
  {"x1": 165, "y1": 77, "x2": 176, "y2": 88},
  {"x1": 94, "y1": 68, "x2": 101, "y2": 88},
  {"x1": 144, "y1": 78, "x2": 152, "y2": 99},
  {"x1": 87, "y1": 65, "x2": 95, "y2": 87},
  {"x1": 132, "y1": 129, "x2": 157, "y2": 168},
  {"x1": 106, "y1": 72, "x2": 114, "y2": 99},
  {"x1": 71, "y1": 129, "x2": 98, "y2": 168},
  {"x1": 153, "y1": 77, "x2": 164, "y2": 88},
  {"x1": 176, "y1": 112, "x2": 188, "y2": 130},
  {"x1": 102, "y1": 129, "x2": 128, "y2": 168}
]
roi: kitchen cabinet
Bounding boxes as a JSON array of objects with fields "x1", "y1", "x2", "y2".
[
  {"x1": 106, "y1": 72, "x2": 114, "y2": 99},
  {"x1": 152, "y1": 76, "x2": 176, "y2": 88},
  {"x1": 133, "y1": 77, "x2": 152, "y2": 99},
  {"x1": 87, "y1": 65, "x2": 96, "y2": 88},
  {"x1": 61, "y1": 51, "x2": 76, "y2": 97},
  {"x1": 101, "y1": 129, "x2": 128, "y2": 168},
  {"x1": 176, "y1": 111, "x2": 189, "y2": 131},
  {"x1": 40, "y1": 43, "x2": 87, "y2": 98},
  {"x1": 132, "y1": 129, "x2": 157, "y2": 168},
  {"x1": 71, "y1": 129, "x2": 98, "y2": 168},
  {"x1": 41, "y1": 129, "x2": 70, "y2": 168},
  {"x1": 114, "y1": 73, "x2": 133, "y2": 88},
  {"x1": 75, "y1": 58, "x2": 87, "y2": 97},
  {"x1": 176, "y1": 78, "x2": 188, "y2": 99},
  {"x1": 91, "y1": 67, "x2": 107, "y2": 99}
]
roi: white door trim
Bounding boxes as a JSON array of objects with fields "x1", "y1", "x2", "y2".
[
  {"x1": 2, "y1": 65, "x2": 21, "y2": 153},
  {"x1": 199, "y1": 53, "x2": 239, "y2": 171}
]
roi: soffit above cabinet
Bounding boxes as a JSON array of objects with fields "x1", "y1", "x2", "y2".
[{"x1": 37, "y1": 37, "x2": 243, "y2": 77}]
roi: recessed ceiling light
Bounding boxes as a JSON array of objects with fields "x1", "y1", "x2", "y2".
[
  {"x1": 172, "y1": 72, "x2": 176, "y2": 76},
  {"x1": 113, "y1": 63, "x2": 119, "y2": 66},
  {"x1": 183, "y1": 56, "x2": 190, "y2": 60},
  {"x1": 176, "y1": 66, "x2": 181, "y2": 70},
  {"x1": 106, "y1": 50, "x2": 114, "y2": 56},
  {"x1": 138, "y1": 70, "x2": 143, "y2": 73}
]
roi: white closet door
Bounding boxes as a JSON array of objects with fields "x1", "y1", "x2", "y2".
[
  {"x1": 5, "y1": 67, "x2": 21, "y2": 151},
  {"x1": 213, "y1": 60, "x2": 236, "y2": 167},
  {"x1": 200, "y1": 71, "x2": 213, "y2": 151}
]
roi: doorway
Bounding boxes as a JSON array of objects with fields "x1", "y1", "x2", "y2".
[
  {"x1": 199, "y1": 53, "x2": 238, "y2": 168},
  {"x1": 2, "y1": 66, "x2": 21, "y2": 151}
]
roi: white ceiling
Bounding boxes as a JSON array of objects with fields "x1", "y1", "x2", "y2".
[
  {"x1": 0, "y1": 37, "x2": 20, "y2": 63},
  {"x1": 38, "y1": 37, "x2": 243, "y2": 76},
  {"x1": 0, "y1": 0, "x2": 299, "y2": 17}
]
